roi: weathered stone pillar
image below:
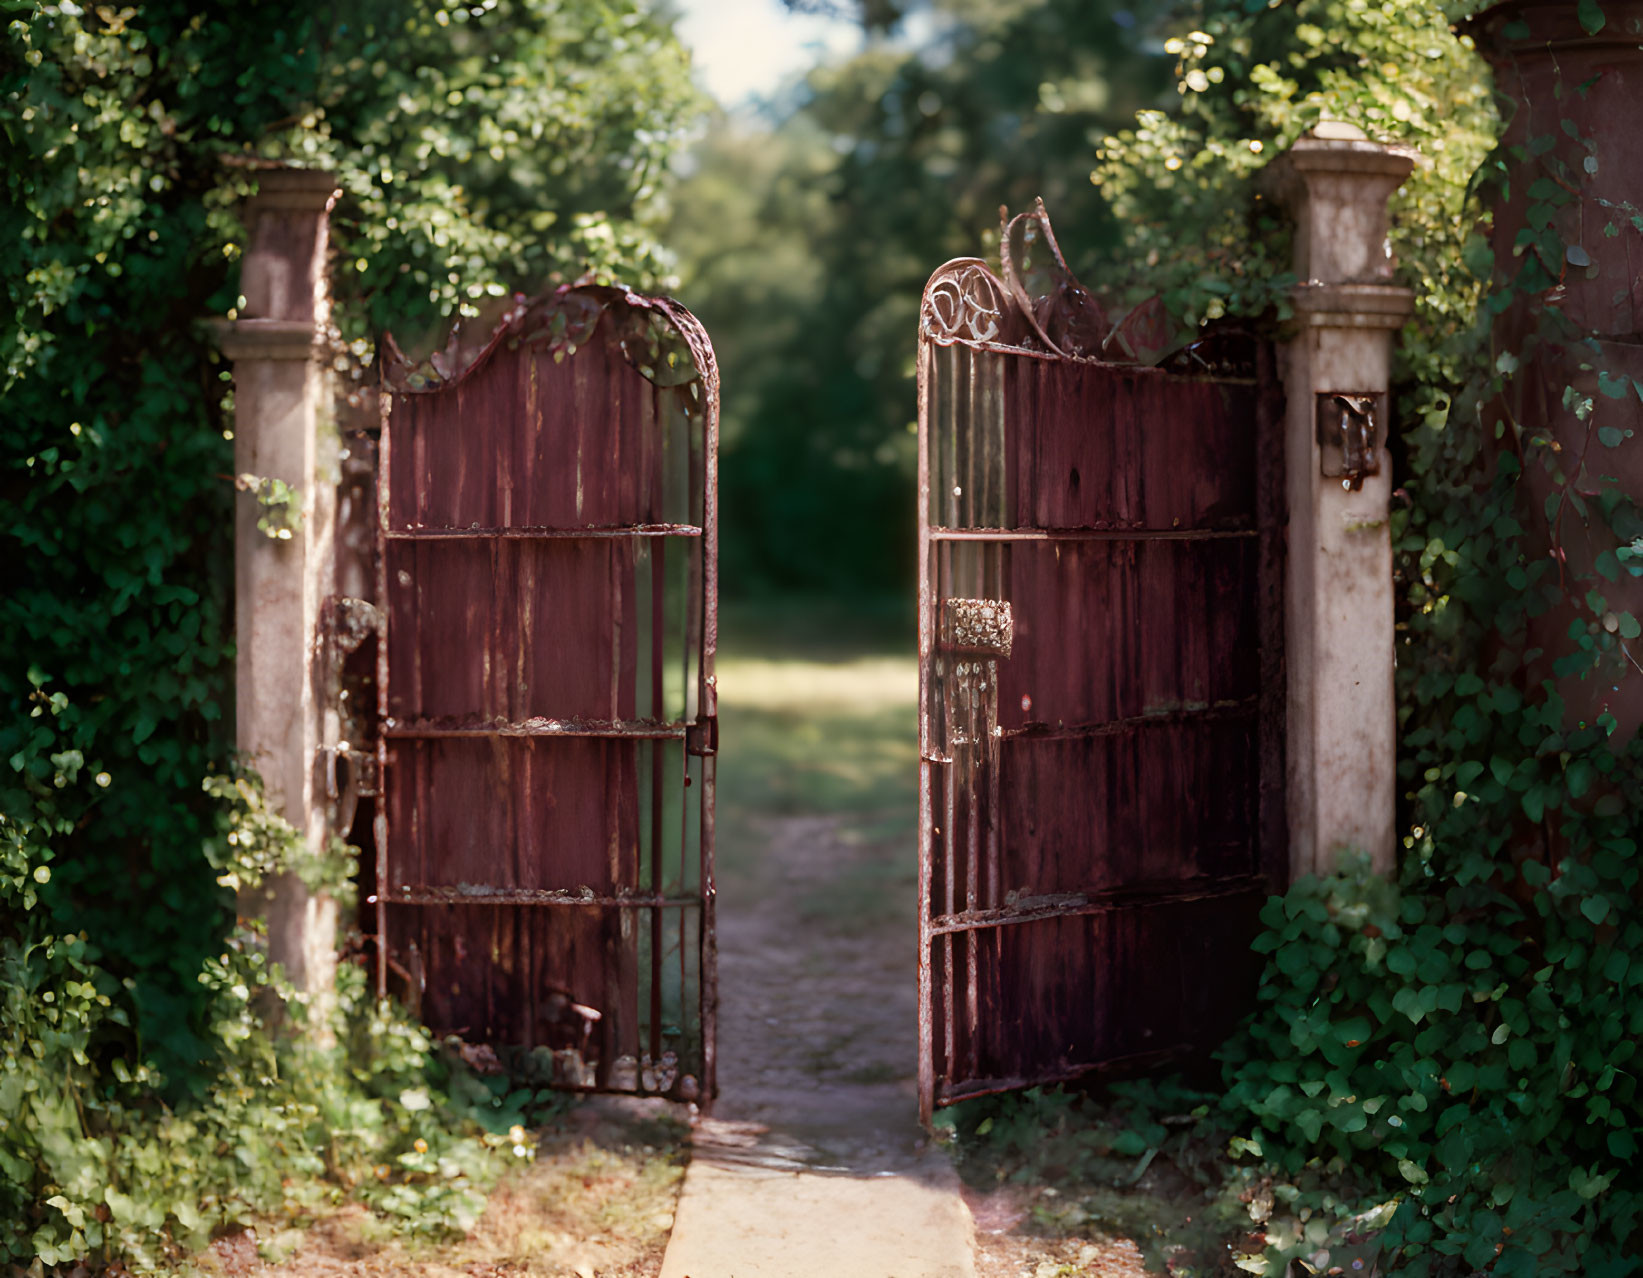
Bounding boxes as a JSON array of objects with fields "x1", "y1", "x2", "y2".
[
  {"x1": 217, "y1": 167, "x2": 341, "y2": 1009},
  {"x1": 1278, "y1": 127, "x2": 1415, "y2": 878}
]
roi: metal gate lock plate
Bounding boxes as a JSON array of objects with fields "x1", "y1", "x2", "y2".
[
  {"x1": 686, "y1": 716, "x2": 718, "y2": 757},
  {"x1": 1316, "y1": 392, "x2": 1384, "y2": 492},
  {"x1": 940, "y1": 597, "x2": 1014, "y2": 658}
]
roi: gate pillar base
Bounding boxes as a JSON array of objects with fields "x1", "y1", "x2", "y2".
[
  {"x1": 217, "y1": 167, "x2": 342, "y2": 1025},
  {"x1": 1278, "y1": 129, "x2": 1415, "y2": 879}
]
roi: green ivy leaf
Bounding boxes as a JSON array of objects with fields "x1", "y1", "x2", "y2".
[
  {"x1": 1577, "y1": 0, "x2": 1607, "y2": 34},
  {"x1": 1581, "y1": 896, "x2": 1610, "y2": 925},
  {"x1": 1295, "y1": 1108, "x2": 1324, "y2": 1142}
]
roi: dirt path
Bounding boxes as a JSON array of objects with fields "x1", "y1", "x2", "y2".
[
  {"x1": 707, "y1": 811, "x2": 927, "y2": 1166},
  {"x1": 658, "y1": 652, "x2": 975, "y2": 1277}
]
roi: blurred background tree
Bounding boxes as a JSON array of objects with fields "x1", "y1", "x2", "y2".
[{"x1": 669, "y1": 0, "x2": 1172, "y2": 597}]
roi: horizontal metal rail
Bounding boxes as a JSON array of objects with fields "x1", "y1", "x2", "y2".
[
  {"x1": 935, "y1": 1046, "x2": 1193, "y2": 1108},
  {"x1": 927, "y1": 875, "x2": 1266, "y2": 937},
  {"x1": 385, "y1": 716, "x2": 688, "y2": 740},
  {"x1": 919, "y1": 697, "x2": 1259, "y2": 762},
  {"x1": 928, "y1": 526, "x2": 1257, "y2": 542},
  {"x1": 922, "y1": 333, "x2": 1260, "y2": 384},
  {"x1": 376, "y1": 886, "x2": 704, "y2": 909},
  {"x1": 385, "y1": 523, "x2": 702, "y2": 540}
]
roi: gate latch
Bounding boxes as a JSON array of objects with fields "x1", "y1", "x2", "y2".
[
  {"x1": 686, "y1": 716, "x2": 718, "y2": 757},
  {"x1": 1317, "y1": 393, "x2": 1383, "y2": 492}
]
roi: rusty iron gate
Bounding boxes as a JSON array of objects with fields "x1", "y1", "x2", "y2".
[
  {"x1": 916, "y1": 207, "x2": 1286, "y2": 1120},
  {"x1": 374, "y1": 284, "x2": 717, "y2": 1102}
]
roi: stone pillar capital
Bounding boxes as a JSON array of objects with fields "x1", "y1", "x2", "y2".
[
  {"x1": 213, "y1": 318, "x2": 319, "y2": 362},
  {"x1": 1276, "y1": 126, "x2": 1418, "y2": 288}
]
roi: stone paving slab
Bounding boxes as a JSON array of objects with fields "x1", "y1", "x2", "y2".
[{"x1": 660, "y1": 1154, "x2": 975, "y2": 1278}]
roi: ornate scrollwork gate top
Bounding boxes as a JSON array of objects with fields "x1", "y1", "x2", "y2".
[{"x1": 919, "y1": 199, "x2": 1180, "y2": 367}]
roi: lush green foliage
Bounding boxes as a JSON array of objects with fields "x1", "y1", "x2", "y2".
[
  {"x1": 303, "y1": 0, "x2": 699, "y2": 350},
  {"x1": 1222, "y1": 845, "x2": 1641, "y2": 1276},
  {"x1": 2, "y1": 708, "x2": 548, "y2": 1269},
  {"x1": 2, "y1": 0, "x2": 698, "y2": 1267}
]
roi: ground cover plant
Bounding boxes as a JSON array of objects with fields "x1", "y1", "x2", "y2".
[
  {"x1": 948, "y1": 0, "x2": 1643, "y2": 1274},
  {"x1": 3, "y1": 745, "x2": 554, "y2": 1269},
  {"x1": 1, "y1": 1, "x2": 699, "y2": 1267}
]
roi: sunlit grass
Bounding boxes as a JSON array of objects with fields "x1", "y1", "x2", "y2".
[
  {"x1": 711, "y1": 601, "x2": 919, "y2": 925},
  {"x1": 716, "y1": 656, "x2": 917, "y2": 820}
]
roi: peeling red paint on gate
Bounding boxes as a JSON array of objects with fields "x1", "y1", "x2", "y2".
[
  {"x1": 375, "y1": 285, "x2": 717, "y2": 1102},
  {"x1": 916, "y1": 213, "x2": 1286, "y2": 1119}
]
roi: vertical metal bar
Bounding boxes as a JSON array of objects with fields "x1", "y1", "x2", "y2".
[
  {"x1": 374, "y1": 391, "x2": 393, "y2": 999},
  {"x1": 649, "y1": 501, "x2": 665, "y2": 1075},
  {"x1": 962, "y1": 345, "x2": 980, "y2": 1081},
  {"x1": 600, "y1": 736, "x2": 619, "y2": 1091},
  {"x1": 965, "y1": 751, "x2": 980, "y2": 1079},
  {"x1": 942, "y1": 750, "x2": 958, "y2": 1095},
  {"x1": 677, "y1": 873, "x2": 687, "y2": 1065},
  {"x1": 917, "y1": 758, "x2": 935, "y2": 1124},
  {"x1": 987, "y1": 709, "x2": 1003, "y2": 911},
  {"x1": 986, "y1": 352, "x2": 1006, "y2": 907},
  {"x1": 523, "y1": 746, "x2": 537, "y2": 1049},
  {"x1": 946, "y1": 346, "x2": 960, "y2": 529},
  {"x1": 699, "y1": 334, "x2": 720, "y2": 1108},
  {"x1": 604, "y1": 539, "x2": 624, "y2": 1091},
  {"x1": 916, "y1": 330, "x2": 936, "y2": 1125},
  {"x1": 959, "y1": 336, "x2": 972, "y2": 528},
  {"x1": 699, "y1": 753, "x2": 717, "y2": 1106}
]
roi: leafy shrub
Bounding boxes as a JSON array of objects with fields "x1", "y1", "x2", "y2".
[
  {"x1": 1222, "y1": 832, "x2": 1643, "y2": 1275},
  {"x1": 1, "y1": 693, "x2": 547, "y2": 1270}
]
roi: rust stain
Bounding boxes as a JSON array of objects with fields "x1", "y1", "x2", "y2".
[
  {"x1": 916, "y1": 206, "x2": 1287, "y2": 1123},
  {"x1": 375, "y1": 284, "x2": 719, "y2": 1104}
]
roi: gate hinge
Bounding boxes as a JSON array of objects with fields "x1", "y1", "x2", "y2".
[{"x1": 686, "y1": 716, "x2": 718, "y2": 757}]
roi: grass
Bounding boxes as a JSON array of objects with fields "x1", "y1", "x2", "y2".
[
  {"x1": 253, "y1": 1104, "x2": 690, "y2": 1277},
  {"x1": 943, "y1": 1083, "x2": 1256, "y2": 1278},
  {"x1": 713, "y1": 597, "x2": 920, "y2": 921}
]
